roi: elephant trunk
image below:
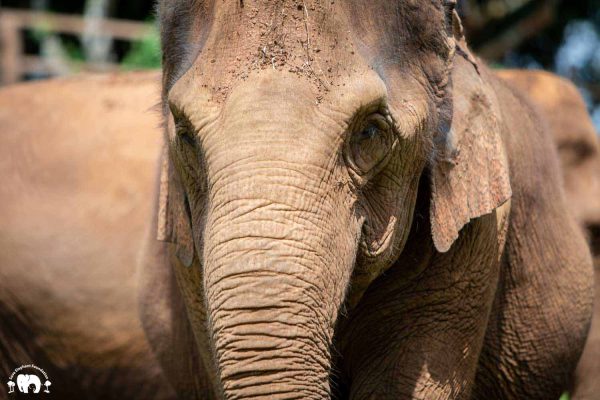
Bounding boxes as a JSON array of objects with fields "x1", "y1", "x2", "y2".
[
  {"x1": 205, "y1": 260, "x2": 334, "y2": 399},
  {"x1": 201, "y1": 162, "x2": 360, "y2": 399}
]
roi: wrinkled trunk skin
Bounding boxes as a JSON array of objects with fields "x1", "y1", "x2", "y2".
[
  {"x1": 196, "y1": 76, "x2": 363, "y2": 399},
  {"x1": 203, "y1": 170, "x2": 358, "y2": 399}
]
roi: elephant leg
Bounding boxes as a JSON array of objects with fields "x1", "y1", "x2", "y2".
[
  {"x1": 336, "y1": 193, "x2": 502, "y2": 400},
  {"x1": 32, "y1": 377, "x2": 41, "y2": 393}
]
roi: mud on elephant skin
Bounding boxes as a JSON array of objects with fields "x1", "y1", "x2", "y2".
[
  {"x1": 499, "y1": 70, "x2": 600, "y2": 400},
  {"x1": 138, "y1": 1, "x2": 595, "y2": 399}
]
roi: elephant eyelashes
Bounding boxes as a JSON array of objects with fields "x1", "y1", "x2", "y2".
[{"x1": 346, "y1": 113, "x2": 394, "y2": 179}]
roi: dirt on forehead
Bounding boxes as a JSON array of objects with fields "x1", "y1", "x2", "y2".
[{"x1": 184, "y1": 0, "x2": 365, "y2": 103}]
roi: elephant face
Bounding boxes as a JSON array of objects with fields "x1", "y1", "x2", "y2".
[
  {"x1": 156, "y1": 1, "x2": 511, "y2": 398},
  {"x1": 546, "y1": 85, "x2": 600, "y2": 256},
  {"x1": 16, "y1": 374, "x2": 42, "y2": 394},
  {"x1": 497, "y1": 70, "x2": 600, "y2": 233}
]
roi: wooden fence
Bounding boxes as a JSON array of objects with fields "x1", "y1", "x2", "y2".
[{"x1": 0, "y1": 8, "x2": 153, "y2": 84}]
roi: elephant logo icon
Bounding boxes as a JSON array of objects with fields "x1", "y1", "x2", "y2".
[
  {"x1": 16, "y1": 374, "x2": 41, "y2": 393},
  {"x1": 6, "y1": 364, "x2": 51, "y2": 395}
]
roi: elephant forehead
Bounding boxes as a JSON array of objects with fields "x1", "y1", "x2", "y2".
[
  {"x1": 160, "y1": 0, "x2": 450, "y2": 103},
  {"x1": 185, "y1": 4, "x2": 366, "y2": 104}
]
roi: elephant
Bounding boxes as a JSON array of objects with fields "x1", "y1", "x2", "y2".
[
  {"x1": 498, "y1": 70, "x2": 600, "y2": 400},
  {"x1": 137, "y1": 1, "x2": 595, "y2": 399},
  {"x1": 17, "y1": 374, "x2": 41, "y2": 394},
  {"x1": 0, "y1": 72, "x2": 174, "y2": 400}
]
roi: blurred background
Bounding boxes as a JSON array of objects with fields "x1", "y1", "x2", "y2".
[{"x1": 0, "y1": 0, "x2": 599, "y2": 132}]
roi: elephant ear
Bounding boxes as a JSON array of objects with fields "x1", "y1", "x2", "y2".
[
  {"x1": 157, "y1": 144, "x2": 195, "y2": 267},
  {"x1": 428, "y1": 0, "x2": 511, "y2": 253},
  {"x1": 430, "y1": 56, "x2": 512, "y2": 253}
]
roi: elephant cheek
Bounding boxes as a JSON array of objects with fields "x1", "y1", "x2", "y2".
[{"x1": 348, "y1": 174, "x2": 423, "y2": 307}]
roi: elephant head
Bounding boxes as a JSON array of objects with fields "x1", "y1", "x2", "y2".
[
  {"x1": 16, "y1": 374, "x2": 42, "y2": 394},
  {"x1": 155, "y1": 0, "x2": 510, "y2": 398},
  {"x1": 497, "y1": 70, "x2": 600, "y2": 238}
]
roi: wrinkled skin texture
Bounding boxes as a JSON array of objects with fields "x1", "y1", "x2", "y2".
[
  {"x1": 498, "y1": 70, "x2": 600, "y2": 400},
  {"x1": 0, "y1": 73, "x2": 174, "y2": 400},
  {"x1": 137, "y1": 1, "x2": 594, "y2": 399}
]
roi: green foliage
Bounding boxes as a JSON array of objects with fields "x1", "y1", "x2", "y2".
[
  {"x1": 121, "y1": 24, "x2": 161, "y2": 70},
  {"x1": 28, "y1": 25, "x2": 51, "y2": 43},
  {"x1": 62, "y1": 40, "x2": 85, "y2": 63},
  {"x1": 560, "y1": 392, "x2": 571, "y2": 400}
]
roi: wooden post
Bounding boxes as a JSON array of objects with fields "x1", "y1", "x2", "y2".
[{"x1": 0, "y1": 13, "x2": 24, "y2": 84}]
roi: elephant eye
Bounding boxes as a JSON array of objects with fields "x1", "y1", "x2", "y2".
[
  {"x1": 170, "y1": 110, "x2": 204, "y2": 182},
  {"x1": 175, "y1": 118, "x2": 197, "y2": 148},
  {"x1": 347, "y1": 114, "x2": 394, "y2": 177},
  {"x1": 169, "y1": 102, "x2": 197, "y2": 148}
]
